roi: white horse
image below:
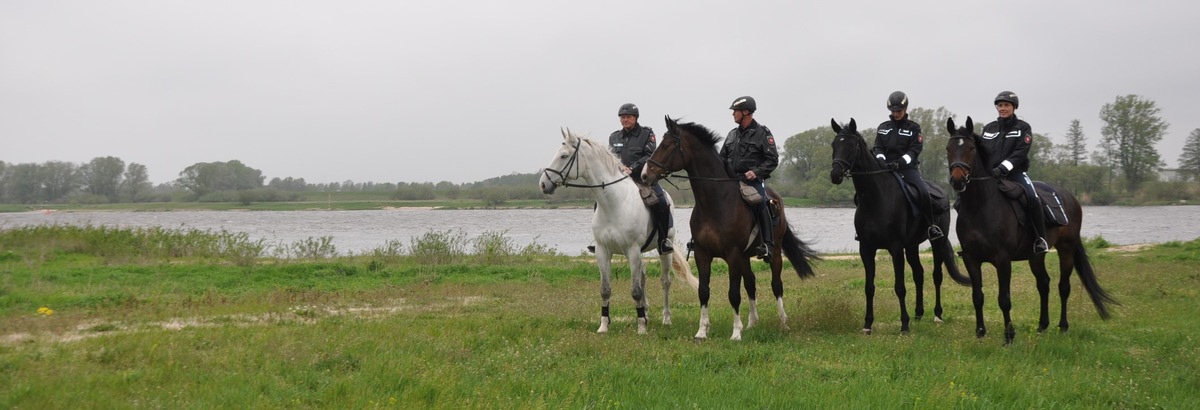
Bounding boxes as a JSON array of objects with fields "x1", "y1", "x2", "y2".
[{"x1": 539, "y1": 129, "x2": 699, "y2": 334}]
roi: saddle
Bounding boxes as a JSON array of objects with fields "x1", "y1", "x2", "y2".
[
  {"x1": 997, "y1": 180, "x2": 1069, "y2": 226},
  {"x1": 636, "y1": 183, "x2": 659, "y2": 207},
  {"x1": 892, "y1": 173, "x2": 950, "y2": 217}
]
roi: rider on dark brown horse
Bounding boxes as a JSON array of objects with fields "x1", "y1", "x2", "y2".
[
  {"x1": 979, "y1": 91, "x2": 1050, "y2": 254},
  {"x1": 609, "y1": 103, "x2": 674, "y2": 254},
  {"x1": 720, "y1": 96, "x2": 780, "y2": 260},
  {"x1": 873, "y1": 91, "x2": 944, "y2": 240}
]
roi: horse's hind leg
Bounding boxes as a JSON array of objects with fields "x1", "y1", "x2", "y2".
[
  {"x1": 658, "y1": 252, "x2": 673, "y2": 326},
  {"x1": 694, "y1": 254, "x2": 714, "y2": 341},
  {"x1": 906, "y1": 245, "x2": 925, "y2": 322},
  {"x1": 930, "y1": 240, "x2": 946, "y2": 323},
  {"x1": 770, "y1": 250, "x2": 788, "y2": 329},
  {"x1": 1056, "y1": 245, "x2": 1076, "y2": 332}
]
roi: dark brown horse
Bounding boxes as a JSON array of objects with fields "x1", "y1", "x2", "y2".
[
  {"x1": 642, "y1": 116, "x2": 820, "y2": 341},
  {"x1": 829, "y1": 118, "x2": 970, "y2": 335},
  {"x1": 946, "y1": 116, "x2": 1117, "y2": 344}
]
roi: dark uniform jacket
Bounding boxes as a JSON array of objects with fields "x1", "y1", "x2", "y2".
[
  {"x1": 979, "y1": 115, "x2": 1033, "y2": 173},
  {"x1": 873, "y1": 115, "x2": 924, "y2": 169},
  {"x1": 608, "y1": 124, "x2": 656, "y2": 172},
  {"x1": 720, "y1": 120, "x2": 779, "y2": 180}
]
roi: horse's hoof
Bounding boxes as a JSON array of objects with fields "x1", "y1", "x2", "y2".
[
  {"x1": 693, "y1": 336, "x2": 707, "y2": 342},
  {"x1": 900, "y1": 328, "x2": 910, "y2": 336},
  {"x1": 934, "y1": 316, "x2": 944, "y2": 324},
  {"x1": 976, "y1": 328, "x2": 987, "y2": 338},
  {"x1": 730, "y1": 333, "x2": 742, "y2": 341},
  {"x1": 663, "y1": 317, "x2": 672, "y2": 326},
  {"x1": 914, "y1": 314, "x2": 923, "y2": 321},
  {"x1": 862, "y1": 328, "x2": 872, "y2": 335}
]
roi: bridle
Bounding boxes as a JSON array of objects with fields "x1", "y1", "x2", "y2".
[
  {"x1": 542, "y1": 138, "x2": 629, "y2": 189},
  {"x1": 832, "y1": 132, "x2": 892, "y2": 179},
  {"x1": 947, "y1": 134, "x2": 994, "y2": 186},
  {"x1": 646, "y1": 131, "x2": 742, "y2": 183}
]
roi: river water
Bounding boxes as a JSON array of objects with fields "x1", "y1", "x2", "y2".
[{"x1": 1, "y1": 206, "x2": 1197, "y2": 255}]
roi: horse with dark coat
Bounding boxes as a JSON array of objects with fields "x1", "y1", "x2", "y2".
[
  {"x1": 642, "y1": 116, "x2": 820, "y2": 341},
  {"x1": 829, "y1": 118, "x2": 970, "y2": 335},
  {"x1": 946, "y1": 117, "x2": 1118, "y2": 344}
]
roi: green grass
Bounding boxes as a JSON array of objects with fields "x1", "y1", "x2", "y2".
[{"x1": 1, "y1": 228, "x2": 1197, "y2": 408}]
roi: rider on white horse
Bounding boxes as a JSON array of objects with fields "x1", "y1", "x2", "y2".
[{"x1": 609, "y1": 103, "x2": 674, "y2": 254}]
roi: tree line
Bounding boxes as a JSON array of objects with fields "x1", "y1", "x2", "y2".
[{"x1": 3, "y1": 94, "x2": 1199, "y2": 206}]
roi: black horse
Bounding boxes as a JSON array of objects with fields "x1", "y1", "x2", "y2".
[
  {"x1": 946, "y1": 117, "x2": 1118, "y2": 344},
  {"x1": 642, "y1": 116, "x2": 820, "y2": 341},
  {"x1": 829, "y1": 118, "x2": 970, "y2": 335}
]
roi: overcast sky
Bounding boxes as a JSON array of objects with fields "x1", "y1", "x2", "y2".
[{"x1": 3, "y1": 1, "x2": 1197, "y2": 185}]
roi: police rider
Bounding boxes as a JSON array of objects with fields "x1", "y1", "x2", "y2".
[
  {"x1": 609, "y1": 103, "x2": 674, "y2": 254},
  {"x1": 720, "y1": 96, "x2": 780, "y2": 260},
  {"x1": 873, "y1": 91, "x2": 944, "y2": 240},
  {"x1": 979, "y1": 91, "x2": 1049, "y2": 254}
]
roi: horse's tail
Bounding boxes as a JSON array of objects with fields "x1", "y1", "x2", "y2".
[
  {"x1": 1074, "y1": 242, "x2": 1119, "y2": 319},
  {"x1": 671, "y1": 245, "x2": 699, "y2": 290},
  {"x1": 782, "y1": 226, "x2": 821, "y2": 279},
  {"x1": 934, "y1": 236, "x2": 971, "y2": 286}
]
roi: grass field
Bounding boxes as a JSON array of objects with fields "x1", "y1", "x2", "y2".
[{"x1": 1, "y1": 227, "x2": 1197, "y2": 408}]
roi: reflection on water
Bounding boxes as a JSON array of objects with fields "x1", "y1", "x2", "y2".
[{"x1": 1, "y1": 206, "x2": 1197, "y2": 255}]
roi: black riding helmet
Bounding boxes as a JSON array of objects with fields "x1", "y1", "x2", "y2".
[
  {"x1": 617, "y1": 103, "x2": 639, "y2": 117},
  {"x1": 887, "y1": 91, "x2": 908, "y2": 112},
  {"x1": 994, "y1": 91, "x2": 1019, "y2": 109},
  {"x1": 729, "y1": 96, "x2": 756, "y2": 113}
]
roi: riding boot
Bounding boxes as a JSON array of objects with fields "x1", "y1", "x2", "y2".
[
  {"x1": 1029, "y1": 201, "x2": 1049, "y2": 254},
  {"x1": 926, "y1": 198, "x2": 944, "y2": 240},
  {"x1": 653, "y1": 201, "x2": 674, "y2": 254},
  {"x1": 754, "y1": 205, "x2": 774, "y2": 260}
]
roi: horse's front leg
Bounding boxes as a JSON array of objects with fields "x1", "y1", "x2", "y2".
[
  {"x1": 860, "y1": 244, "x2": 877, "y2": 335},
  {"x1": 996, "y1": 261, "x2": 1016, "y2": 345},
  {"x1": 628, "y1": 250, "x2": 648, "y2": 335},
  {"x1": 962, "y1": 253, "x2": 987, "y2": 338},
  {"x1": 906, "y1": 244, "x2": 925, "y2": 322},
  {"x1": 891, "y1": 247, "x2": 911, "y2": 334},
  {"x1": 694, "y1": 253, "x2": 714, "y2": 341},
  {"x1": 596, "y1": 248, "x2": 614, "y2": 333},
  {"x1": 658, "y1": 251, "x2": 674, "y2": 326},
  {"x1": 730, "y1": 256, "x2": 753, "y2": 341}
]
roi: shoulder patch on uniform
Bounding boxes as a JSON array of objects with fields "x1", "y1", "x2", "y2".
[
  {"x1": 767, "y1": 137, "x2": 775, "y2": 146},
  {"x1": 1025, "y1": 135, "x2": 1031, "y2": 144},
  {"x1": 650, "y1": 134, "x2": 656, "y2": 143},
  {"x1": 918, "y1": 134, "x2": 923, "y2": 143}
]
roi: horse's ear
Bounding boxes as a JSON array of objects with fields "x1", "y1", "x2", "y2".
[
  {"x1": 848, "y1": 118, "x2": 857, "y2": 132},
  {"x1": 664, "y1": 115, "x2": 678, "y2": 132},
  {"x1": 830, "y1": 118, "x2": 842, "y2": 133},
  {"x1": 561, "y1": 127, "x2": 568, "y2": 140},
  {"x1": 965, "y1": 116, "x2": 974, "y2": 134},
  {"x1": 946, "y1": 117, "x2": 956, "y2": 136}
]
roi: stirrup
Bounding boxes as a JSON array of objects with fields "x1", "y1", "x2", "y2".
[
  {"x1": 1033, "y1": 237, "x2": 1049, "y2": 254},
  {"x1": 755, "y1": 244, "x2": 771, "y2": 260},
  {"x1": 928, "y1": 225, "x2": 944, "y2": 240},
  {"x1": 587, "y1": 245, "x2": 595, "y2": 253},
  {"x1": 658, "y1": 240, "x2": 674, "y2": 254}
]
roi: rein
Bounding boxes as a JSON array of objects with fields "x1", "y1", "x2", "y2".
[
  {"x1": 650, "y1": 131, "x2": 743, "y2": 184},
  {"x1": 542, "y1": 138, "x2": 632, "y2": 190}
]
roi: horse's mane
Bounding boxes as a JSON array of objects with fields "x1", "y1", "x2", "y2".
[
  {"x1": 569, "y1": 132, "x2": 624, "y2": 175},
  {"x1": 674, "y1": 120, "x2": 724, "y2": 148}
]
